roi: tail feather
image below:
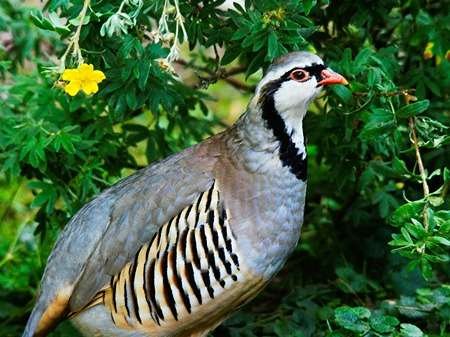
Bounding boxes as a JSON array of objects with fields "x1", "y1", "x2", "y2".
[
  {"x1": 22, "y1": 287, "x2": 72, "y2": 337},
  {"x1": 22, "y1": 301, "x2": 44, "y2": 337}
]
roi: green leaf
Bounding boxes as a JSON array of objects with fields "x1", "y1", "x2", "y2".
[
  {"x1": 29, "y1": 181, "x2": 57, "y2": 214},
  {"x1": 125, "y1": 90, "x2": 137, "y2": 110},
  {"x1": 420, "y1": 258, "x2": 433, "y2": 279},
  {"x1": 59, "y1": 134, "x2": 76, "y2": 154},
  {"x1": 221, "y1": 46, "x2": 241, "y2": 65},
  {"x1": 334, "y1": 306, "x2": 370, "y2": 333},
  {"x1": 390, "y1": 200, "x2": 426, "y2": 227},
  {"x1": 359, "y1": 108, "x2": 396, "y2": 140},
  {"x1": 138, "y1": 62, "x2": 151, "y2": 90},
  {"x1": 405, "y1": 220, "x2": 427, "y2": 239},
  {"x1": 123, "y1": 124, "x2": 150, "y2": 144},
  {"x1": 367, "y1": 67, "x2": 381, "y2": 87},
  {"x1": 428, "y1": 196, "x2": 444, "y2": 207},
  {"x1": 267, "y1": 31, "x2": 280, "y2": 61},
  {"x1": 340, "y1": 48, "x2": 353, "y2": 74},
  {"x1": 396, "y1": 100, "x2": 430, "y2": 118},
  {"x1": 354, "y1": 48, "x2": 373, "y2": 72},
  {"x1": 252, "y1": 31, "x2": 267, "y2": 52},
  {"x1": 302, "y1": 0, "x2": 317, "y2": 15},
  {"x1": 369, "y1": 314, "x2": 399, "y2": 333},
  {"x1": 444, "y1": 167, "x2": 450, "y2": 183},
  {"x1": 336, "y1": 267, "x2": 376, "y2": 293},
  {"x1": 416, "y1": 10, "x2": 433, "y2": 25},
  {"x1": 69, "y1": 15, "x2": 91, "y2": 26},
  {"x1": 331, "y1": 85, "x2": 352, "y2": 103},
  {"x1": 30, "y1": 11, "x2": 55, "y2": 31},
  {"x1": 400, "y1": 323, "x2": 424, "y2": 337},
  {"x1": 430, "y1": 236, "x2": 450, "y2": 247},
  {"x1": 47, "y1": 12, "x2": 71, "y2": 33},
  {"x1": 401, "y1": 227, "x2": 413, "y2": 244},
  {"x1": 27, "y1": 180, "x2": 50, "y2": 190},
  {"x1": 391, "y1": 157, "x2": 410, "y2": 176},
  {"x1": 245, "y1": 49, "x2": 265, "y2": 78}
]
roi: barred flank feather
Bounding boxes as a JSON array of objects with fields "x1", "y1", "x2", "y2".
[{"x1": 103, "y1": 181, "x2": 244, "y2": 329}]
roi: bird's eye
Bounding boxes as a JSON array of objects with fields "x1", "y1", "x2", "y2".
[{"x1": 290, "y1": 69, "x2": 310, "y2": 82}]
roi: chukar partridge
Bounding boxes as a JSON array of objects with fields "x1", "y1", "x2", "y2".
[{"x1": 23, "y1": 51, "x2": 347, "y2": 337}]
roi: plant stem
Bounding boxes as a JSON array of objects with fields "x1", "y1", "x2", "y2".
[
  {"x1": 409, "y1": 116, "x2": 430, "y2": 230},
  {"x1": 72, "y1": 0, "x2": 91, "y2": 64},
  {"x1": 59, "y1": 0, "x2": 90, "y2": 69}
]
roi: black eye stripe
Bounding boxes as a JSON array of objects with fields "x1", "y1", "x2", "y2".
[
  {"x1": 259, "y1": 62, "x2": 327, "y2": 100},
  {"x1": 277, "y1": 63, "x2": 326, "y2": 83},
  {"x1": 303, "y1": 64, "x2": 327, "y2": 78}
]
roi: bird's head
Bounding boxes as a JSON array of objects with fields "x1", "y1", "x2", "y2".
[
  {"x1": 235, "y1": 52, "x2": 347, "y2": 177},
  {"x1": 254, "y1": 51, "x2": 347, "y2": 117}
]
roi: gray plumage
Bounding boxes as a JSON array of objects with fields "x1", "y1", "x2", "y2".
[{"x1": 23, "y1": 52, "x2": 347, "y2": 337}]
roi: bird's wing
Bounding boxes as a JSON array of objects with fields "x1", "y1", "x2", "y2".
[
  {"x1": 23, "y1": 143, "x2": 218, "y2": 337},
  {"x1": 97, "y1": 179, "x2": 267, "y2": 337}
]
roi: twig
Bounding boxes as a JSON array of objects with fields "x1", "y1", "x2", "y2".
[
  {"x1": 408, "y1": 116, "x2": 430, "y2": 230},
  {"x1": 223, "y1": 77, "x2": 255, "y2": 91},
  {"x1": 213, "y1": 44, "x2": 220, "y2": 71},
  {"x1": 175, "y1": 59, "x2": 254, "y2": 92},
  {"x1": 352, "y1": 89, "x2": 416, "y2": 97},
  {"x1": 349, "y1": 89, "x2": 417, "y2": 115}
]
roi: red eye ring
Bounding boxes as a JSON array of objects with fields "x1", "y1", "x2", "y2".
[{"x1": 290, "y1": 69, "x2": 310, "y2": 82}]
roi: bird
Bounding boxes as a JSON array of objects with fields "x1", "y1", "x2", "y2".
[{"x1": 23, "y1": 51, "x2": 347, "y2": 337}]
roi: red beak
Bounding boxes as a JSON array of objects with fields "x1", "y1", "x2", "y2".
[{"x1": 317, "y1": 69, "x2": 348, "y2": 86}]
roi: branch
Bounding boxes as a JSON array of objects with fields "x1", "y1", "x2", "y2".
[
  {"x1": 175, "y1": 59, "x2": 254, "y2": 92},
  {"x1": 223, "y1": 77, "x2": 255, "y2": 91}
]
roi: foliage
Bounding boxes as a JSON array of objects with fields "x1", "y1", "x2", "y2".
[{"x1": 0, "y1": 0, "x2": 449, "y2": 336}]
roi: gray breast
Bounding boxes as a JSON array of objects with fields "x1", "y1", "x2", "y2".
[{"x1": 220, "y1": 159, "x2": 306, "y2": 279}]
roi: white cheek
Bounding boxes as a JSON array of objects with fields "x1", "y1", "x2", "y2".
[{"x1": 273, "y1": 79, "x2": 320, "y2": 112}]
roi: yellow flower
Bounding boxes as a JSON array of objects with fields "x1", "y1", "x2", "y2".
[
  {"x1": 423, "y1": 42, "x2": 434, "y2": 60},
  {"x1": 62, "y1": 64, "x2": 106, "y2": 96}
]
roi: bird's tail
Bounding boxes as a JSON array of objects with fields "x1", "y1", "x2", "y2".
[
  {"x1": 22, "y1": 288, "x2": 71, "y2": 337},
  {"x1": 22, "y1": 297, "x2": 48, "y2": 337}
]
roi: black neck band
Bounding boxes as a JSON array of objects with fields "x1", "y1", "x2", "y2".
[{"x1": 259, "y1": 78, "x2": 307, "y2": 181}]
